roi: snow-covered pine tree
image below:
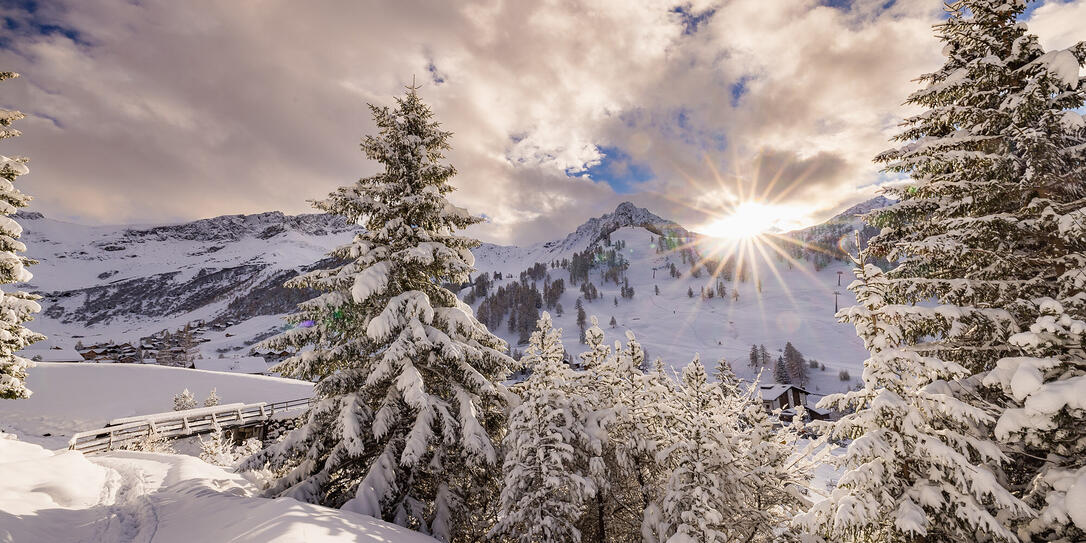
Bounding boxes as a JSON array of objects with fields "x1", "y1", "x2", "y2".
[
  {"x1": 577, "y1": 323, "x2": 663, "y2": 542},
  {"x1": 796, "y1": 253, "x2": 1030, "y2": 542},
  {"x1": 733, "y1": 381, "x2": 811, "y2": 542},
  {"x1": 773, "y1": 356, "x2": 791, "y2": 385},
  {"x1": 204, "y1": 387, "x2": 220, "y2": 407},
  {"x1": 649, "y1": 356, "x2": 810, "y2": 543},
  {"x1": 242, "y1": 86, "x2": 512, "y2": 542},
  {"x1": 0, "y1": 71, "x2": 44, "y2": 401},
  {"x1": 985, "y1": 297, "x2": 1086, "y2": 540},
  {"x1": 199, "y1": 421, "x2": 237, "y2": 466},
  {"x1": 576, "y1": 299, "x2": 587, "y2": 343},
  {"x1": 650, "y1": 355, "x2": 740, "y2": 542},
  {"x1": 173, "y1": 388, "x2": 197, "y2": 411},
  {"x1": 851, "y1": 0, "x2": 1086, "y2": 538},
  {"x1": 492, "y1": 313, "x2": 595, "y2": 543},
  {"x1": 783, "y1": 342, "x2": 808, "y2": 386},
  {"x1": 575, "y1": 315, "x2": 613, "y2": 541},
  {"x1": 579, "y1": 315, "x2": 611, "y2": 373}
]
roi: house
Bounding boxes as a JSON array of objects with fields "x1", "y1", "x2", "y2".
[
  {"x1": 193, "y1": 356, "x2": 269, "y2": 375},
  {"x1": 757, "y1": 384, "x2": 811, "y2": 412},
  {"x1": 806, "y1": 405, "x2": 836, "y2": 421}
]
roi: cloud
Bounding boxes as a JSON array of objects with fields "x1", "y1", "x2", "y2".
[
  {"x1": 1030, "y1": 0, "x2": 1086, "y2": 51},
  {"x1": 0, "y1": 0, "x2": 1082, "y2": 244}
]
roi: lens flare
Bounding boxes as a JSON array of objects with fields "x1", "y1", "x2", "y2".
[{"x1": 696, "y1": 201, "x2": 781, "y2": 240}]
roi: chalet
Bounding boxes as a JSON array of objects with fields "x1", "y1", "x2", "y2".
[
  {"x1": 756, "y1": 384, "x2": 840, "y2": 422},
  {"x1": 806, "y1": 405, "x2": 835, "y2": 421},
  {"x1": 757, "y1": 384, "x2": 810, "y2": 412}
]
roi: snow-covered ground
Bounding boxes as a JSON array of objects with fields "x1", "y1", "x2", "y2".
[
  {"x1": 0, "y1": 362, "x2": 312, "y2": 449},
  {"x1": 0, "y1": 363, "x2": 431, "y2": 542},
  {"x1": 0, "y1": 433, "x2": 438, "y2": 543},
  {"x1": 473, "y1": 225, "x2": 868, "y2": 396}
]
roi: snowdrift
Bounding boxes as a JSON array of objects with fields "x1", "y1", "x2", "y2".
[{"x1": 0, "y1": 433, "x2": 438, "y2": 543}]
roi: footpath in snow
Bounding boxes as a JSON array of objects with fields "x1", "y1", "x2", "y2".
[{"x1": 0, "y1": 432, "x2": 438, "y2": 543}]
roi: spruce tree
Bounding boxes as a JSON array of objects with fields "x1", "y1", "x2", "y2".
[
  {"x1": 0, "y1": 71, "x2": 44, "y2": 400},
  {"x1": 650, "y1": 355, "x2": 735, "y2": 542},
  {"x1": 748, "y1": 344, "x2": 759, "y2": 370},
  {"x1": 827, "y1": 0, "x2": 1086, "y2": 539},
  {"x1": 783, "y1": 342, "x2": 808, "y2": 387},
  {"x1": 173, "y1": 388, "x2": 197, "y2": 411},
  {"x1": 773, "y1": 356, "x2": 790, "y2": 385},
  {"x1": 492, "y1": 313, "x2": 595, "y2": 543},
  {"x1": 243, "y1": 86, "x2": 512, "y2": 541},
  {"x1": 797, "y1": 254, "x2": 1029, "y2": 542},
  {"x1": 735, "y1": 386, "x2": 811, "y2": 542},
  {"x1": 575, "y1": 318, "x2": 665, "y2": 541},
  {"x1": 650, "y1": 357, "x2": 809, "y2": 543},
  {"x1": 575, "y1": 299, "x2": 587, "y2": 343}
]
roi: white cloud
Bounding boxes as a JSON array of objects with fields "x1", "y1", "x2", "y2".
[{"x1": 0, "y1": 0, "x2": 1082, "y2": 243}]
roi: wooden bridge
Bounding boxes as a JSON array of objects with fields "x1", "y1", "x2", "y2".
[{"x1": 67, "y1": 397, "x2": 312, "y2": 454}]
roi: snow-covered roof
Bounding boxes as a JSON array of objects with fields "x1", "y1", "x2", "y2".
[
  {"x1": 756, "y1": 384, "x2": 812, "y2": 401},
  {"x1": 193, "y1": 356, "x2": 269, "y2": 374},
  {"x1": 19, "y1": 347, "x2": 84, "y2": 362}
]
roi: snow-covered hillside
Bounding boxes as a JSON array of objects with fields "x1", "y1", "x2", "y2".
[
  {"x1": 17, "y1": 199, "x2": 886, "y2": 394},
  {"x1": 471, "y1": 222, "x2": 869, "y2": 395},
  {"x1": 19, "y1": 211, "x2": 355, "y2": 345}
]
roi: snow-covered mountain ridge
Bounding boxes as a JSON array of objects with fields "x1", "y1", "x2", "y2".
[{"x1": 19, "y1": 198, "x2": 888, "y2": 393}]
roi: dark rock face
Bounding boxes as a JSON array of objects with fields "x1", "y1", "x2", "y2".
[
  {"x1": 216, "y1": 257, "x2": 342, "y2": 322},
  {"x1": 41, "y1": 259, "x2": 343, "y2": 327}
]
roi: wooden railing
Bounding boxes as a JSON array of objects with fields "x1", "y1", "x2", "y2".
[{"x1": 67, "y1": 397, "x2": 312, "y2": 454}]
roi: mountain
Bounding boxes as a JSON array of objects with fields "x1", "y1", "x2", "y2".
[
  {"x1": 781, "y1": 196, "x2": 893, "y2": 270},
  {"x1": 17, "y1": 198, "x2": 890, "y2": 394},
  {"x1": 19, "y1": 212, "x2": 356, "y2": 345},
  {"x1": 472, "y1": 201, "x2": 692, "y2": 274}
]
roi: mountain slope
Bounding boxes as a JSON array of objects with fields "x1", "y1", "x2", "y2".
[{"x1": 17, "y1": 199, "x2": 890, "y2": 393}]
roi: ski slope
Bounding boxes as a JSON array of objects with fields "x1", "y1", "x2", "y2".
[{"x1": 472, "y1": 225, "x2": 868, "y2": 395}]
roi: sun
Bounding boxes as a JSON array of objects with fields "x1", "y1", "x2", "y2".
[{"x1": 697, "y1": 201, "x2": 782, "y2": 240}]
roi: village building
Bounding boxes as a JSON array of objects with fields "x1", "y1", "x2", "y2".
[{"x1": 755, "y1": 384, "x2": 835, "y2": 422}]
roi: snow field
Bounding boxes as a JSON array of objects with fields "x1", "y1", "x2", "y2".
[{"x1": 0, "y1": 362, "x2": 312, "y2": 449}]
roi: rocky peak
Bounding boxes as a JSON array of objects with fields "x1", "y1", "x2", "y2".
[{"x1": 550, "y1": 202, "x2": 687, "y2": 253}]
